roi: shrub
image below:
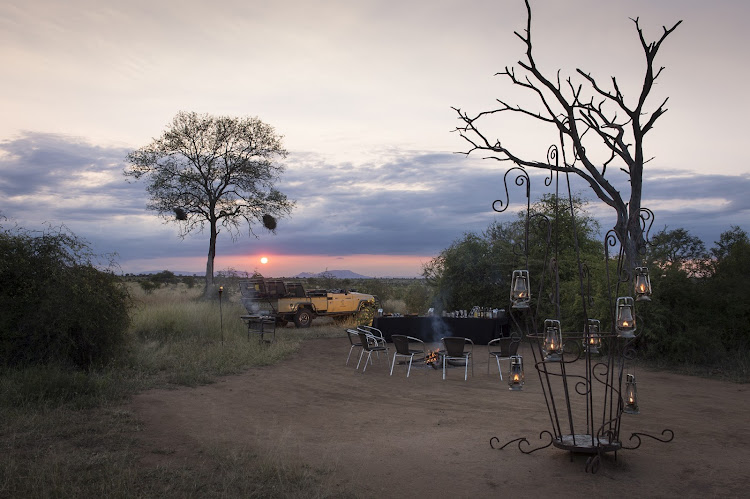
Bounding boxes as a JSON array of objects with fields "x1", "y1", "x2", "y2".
[{"x1": 0, "y1": 224, "x2": 131, "y2": 369}]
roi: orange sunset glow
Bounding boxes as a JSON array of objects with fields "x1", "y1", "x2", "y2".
[
  {"x1": 229, "y1": 254, "x2": 431, "y2": 277},
  {"x1": 121, "y1": 253, "x2": 431, "y2": 278}
]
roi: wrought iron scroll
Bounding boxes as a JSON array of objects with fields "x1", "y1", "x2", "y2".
[
  {"x1": 545, "y1": 145, "x2": 557, "y2": 186},
  {"x1": 491, "y1": 431, "x2": 554, "y2": 454},
  {"x1": 621, "y1": 429, "x2": 675, "y2": 450},
  {"x1": 492, "y1": 167, "x2": 529, "y2": 214}
]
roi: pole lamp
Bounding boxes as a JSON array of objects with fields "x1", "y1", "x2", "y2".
[{"x1": 218, "y1": 285, "x2": 224, "y2": 346}]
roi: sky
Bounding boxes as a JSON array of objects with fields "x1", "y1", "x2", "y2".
[{"x1": 1, "y1": 0, "x2": 748, "y2": 278}]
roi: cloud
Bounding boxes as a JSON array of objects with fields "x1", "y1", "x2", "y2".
[{"x1": 1, "y1": 133, "x2": 748, "y2": 275}]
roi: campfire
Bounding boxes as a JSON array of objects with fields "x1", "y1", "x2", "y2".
[{"x1": 424, "y1": 349, "x2": 440, "y2": 368}]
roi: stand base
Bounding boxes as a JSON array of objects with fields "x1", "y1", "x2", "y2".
[{"x1": 552, "y1": 434, "x2": 621, "y2": 454}]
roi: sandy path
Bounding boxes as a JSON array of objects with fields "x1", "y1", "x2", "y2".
[{"x1": 129, "y1": 337, "x2": 750, "y2": 497}]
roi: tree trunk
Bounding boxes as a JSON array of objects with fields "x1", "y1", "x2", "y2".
[
  {"x1": 204, "y1": 220, "x2": 217, "y2": 296},
  {"x1": 614, "y1": 205, "x2": 644, "y2": 280}
]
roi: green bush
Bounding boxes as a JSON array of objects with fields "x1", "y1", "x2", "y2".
[{"x1": 0, "y1": 224, "x2": 131, "y2": 369}]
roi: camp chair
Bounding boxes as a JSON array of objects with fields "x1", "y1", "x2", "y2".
[
  {"x1": 390, "y1": 335, "x2": 426, "y2": 377},
  {"x1": 357, "y1": 332, "x2": 390, "y2": 373},
  {"x1": 357, "y1": 325, "x2": 386, "y2": 342},
  {"x1": 487, "y1": 334, "x2": 521, "y2": 380},
  {"x1": 345, "y1": 329, "x2": 364, "y2": 366},
  {"x1": 441, "y1": 336, "x2": 474, "y2": 381}
]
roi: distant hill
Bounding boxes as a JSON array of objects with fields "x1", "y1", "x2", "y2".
[
  {"x1": 131, "y1": 270, "x2": 202, "y2": 277},
  {"x1": 294, "y1": 269, "x2": 372, "y2": 279}
]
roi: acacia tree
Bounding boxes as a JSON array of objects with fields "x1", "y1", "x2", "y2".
[
  {"x1": 125, "y1": 111, "x2": 295, "y2": 293},
  {"x1": 453, "y1": 0, "x2": 681, "y2": 273}
]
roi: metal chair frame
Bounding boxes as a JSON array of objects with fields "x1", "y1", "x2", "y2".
[
  {"x1": 441, "y1": 336, "x2": 474, "y2": 381},
  {"x1": 390, "y1": 335, "x2": 426, "y2": 377},
  {"x1": 487, "y1": 335, "x2": 521, "y2": 380},
  {"x1": 345, "y1": 328, "x2": 364, "y2": 366},
  {"x1": 357, "y1": 332, "x2": 390, "y2": 372}
]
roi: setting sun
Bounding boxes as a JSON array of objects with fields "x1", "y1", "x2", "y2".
[{"x1": 260, "y1": 257, "x2": 269, "y2": 264}]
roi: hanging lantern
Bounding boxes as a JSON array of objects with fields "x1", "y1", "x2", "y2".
[
  {"x1": 585, "y1": 318, "x2": 601, "y2": 354},
  {"x1": 616, "y1": 296, "x2": 637, "y2": 338},
  {"x1": 508, "y1": 355, "x2": 524, "y2": 390},
  {"x1": 510, "y1": 270, "x2": 531, "y2": 309},
  {"x1": 634, "y1": 267, "x2": 652, "y2": 302},
  {"x1": 542, "y1": 319, "x2": 563, "y2": 361},
  {"x1": 623, "y1": 374, "x2": 640, "y2": 414}
]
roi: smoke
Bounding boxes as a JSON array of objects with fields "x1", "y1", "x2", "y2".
[{"x1": 427, "y1": 316, "x2": 454, "y2": 344}]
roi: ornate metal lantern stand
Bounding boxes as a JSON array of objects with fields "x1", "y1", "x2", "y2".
[{"x1": 489, "y1": 146, "x2": 673, "y2": 473}]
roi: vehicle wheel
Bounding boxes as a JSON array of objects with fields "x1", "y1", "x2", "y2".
[
  {"x1": 356, "y1": 302, "x2": 375, "y2": 326},
  {"x1": 294, "y1": 308, "x2": 314, "y2": 328}
]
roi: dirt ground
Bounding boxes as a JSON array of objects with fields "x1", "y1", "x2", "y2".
[{"x1": 129, "y1": 337, "x2": 750, "y2": 497}]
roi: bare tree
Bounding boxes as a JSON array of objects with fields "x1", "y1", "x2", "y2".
[
  {"x1": 125, "y1": 111, "x2": 295, "y2": 294},
  {"x1": 453, "y1": 0, "x2": 681, "y2": 272}
]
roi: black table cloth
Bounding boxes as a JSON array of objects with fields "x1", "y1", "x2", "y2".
[{"x1": 372, "y1": 315, "x2": 509, "y2": 345}]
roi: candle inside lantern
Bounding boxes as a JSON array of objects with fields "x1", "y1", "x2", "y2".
[
  {"x1": 508, "y1": 355, "x2": 524, "y2": 390},
  {"x1": 616, "y1": 297, "x2": 636, "y2": 337},
  {"x1": 623, "y1": 373, "x2": 640, "y2": 414},
  {"x1": 585, "y1": 319, "x2": 601, "y2": 354},
  {"x1": 510, "y1": 270, "x2": 531, "y2": 309},
  {"x1": 634, "y1": 266, "x2": 652, "y2": 302},
  {"x1": 543, "y1": 319, "x2": 562, "y2": 361}
]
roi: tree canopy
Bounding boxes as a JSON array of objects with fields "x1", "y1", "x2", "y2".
[
  {"x1": 424, "y1": 195, "x2": 605, "y2": 329},
  {"x1": 125, "y1": 112, "x2": 295, "y2": 292},
  {"x1": 453, "y1": 0, "x2": 681, "y2": 274}
]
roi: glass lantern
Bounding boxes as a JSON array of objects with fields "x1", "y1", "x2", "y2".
[
  {"x1": 508, "y1": 355, "x2": 524, "y2": 390},
  {"x1": 510, "y1": 270, "x2": 531, "y2": 309},
  {"x1": 634, "y1": 267, "x2": 652, "y2": 302},
  {"x1": 585, "y1": 318, "x2": 601, "y2": 354},
  {"x1": 623, "y1": 374, "x2": 640, "y2": 414},
  {"x1": 542, "y1": 319, "x2": 563, "y2": 361},
  {"x1": 616, "y1": 296, "x2": 637, "y2": 338}
]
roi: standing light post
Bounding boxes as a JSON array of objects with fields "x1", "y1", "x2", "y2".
[
  {"x1": 218, "y1": 285, "x2": 224, "y2": 346},
  {"x1": 489, "y1": 144, "x2": 673, "y2": 473}
]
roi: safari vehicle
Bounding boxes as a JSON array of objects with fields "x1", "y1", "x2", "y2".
[{"x1": 239, "y1": 276, "x2": 376, "y2": 328}]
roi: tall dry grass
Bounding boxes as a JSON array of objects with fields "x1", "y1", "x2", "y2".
[{"x1": 0, "y1": 282, "x2": 352, "y2": 498}]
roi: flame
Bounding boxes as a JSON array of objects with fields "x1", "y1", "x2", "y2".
[
  {"x1": 425, "y1": 349, "x2": 440, "y2": 365},
  {"x1": 512, "y1": 373, "x2": 520, "y2": 382}
]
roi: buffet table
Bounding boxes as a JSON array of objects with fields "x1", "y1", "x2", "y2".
[{"x1": 372, "y1": 314, "x2": 509, "y2": 346}]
